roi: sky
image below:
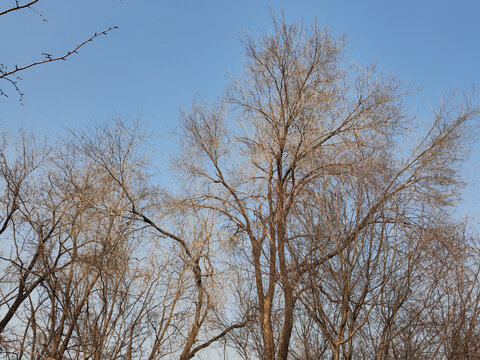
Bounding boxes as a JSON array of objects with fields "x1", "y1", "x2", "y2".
[{"x1": 1, "y1": 0, "x2": 480, "y2": 217}]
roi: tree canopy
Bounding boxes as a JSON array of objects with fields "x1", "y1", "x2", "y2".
[{"x1": 1, "y1": 8, "x2": 480, "y2": 360}]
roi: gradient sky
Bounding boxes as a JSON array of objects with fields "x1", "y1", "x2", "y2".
[{"x1": 1, "y1": 0, "x2": 480, "y2": 217}]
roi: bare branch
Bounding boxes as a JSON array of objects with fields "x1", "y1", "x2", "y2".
[
  {"x1": 0, "y1": 26, "x2": 118, "y2": 101},
  {"x1": 0, "y1": 1, "x2": 40, "y2": 16}
]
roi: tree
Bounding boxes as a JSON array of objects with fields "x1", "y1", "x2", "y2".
[
  {"x1": 0, "y1": 2, "x2": 118, "y2": 353},
  {"x1": 175, "y1": 15, "x2": 480, "y2": 360},
  {"x1": 0, "y1": 123, "x2": 245, "y2": 359},
  {"x1": 63, "y1": 121, "x2": 247, "y2": 359}
]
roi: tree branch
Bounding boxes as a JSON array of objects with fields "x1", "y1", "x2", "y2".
[
  {"x1": 0, "y1": 26, "x2": 118, "y2": 101},
  {"x1": 188, "y1": 321, "x2": 246, "y2": 359},
  {"x1": 0, "y1": 1, "x2": 40, "y2": 16}
]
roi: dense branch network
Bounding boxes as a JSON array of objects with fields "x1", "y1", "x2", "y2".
[{"x1": 0, "y1": 11, "x2": 479, "y2": 360}]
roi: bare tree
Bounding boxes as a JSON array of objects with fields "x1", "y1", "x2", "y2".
[
  {"x1": 0, "y1": 132, "x2": 73, "y2": 358},
  {"x1": 174, "y1": 15, "x2": 480, "y2": 360},
  {"x1": 67, "y1": 121, "x2": 247, "y2": 359}
]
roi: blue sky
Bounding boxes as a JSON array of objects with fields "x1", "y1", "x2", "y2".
[{"x1": 1, "y1": 0, "x2": 479, "y2": 217}]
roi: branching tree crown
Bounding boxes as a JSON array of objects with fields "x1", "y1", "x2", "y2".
[
  {"x1": 0, "y1": 13, "x2": 479, "y2": 360},
  {"x1": 176, "y1": 15, "x2": 480, "y2": 360}
]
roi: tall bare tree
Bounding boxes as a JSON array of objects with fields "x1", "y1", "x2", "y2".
[
  {"x1": 175, "y1": 15, "x2": 480, "y2": 360},
  {"x1": 67, "y1": 121, "x2": 247, "y2": 359}
]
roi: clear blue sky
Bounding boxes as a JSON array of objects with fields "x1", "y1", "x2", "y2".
[{"x1": 1, "y1": 0, "x2": 479, "y2": 217}]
